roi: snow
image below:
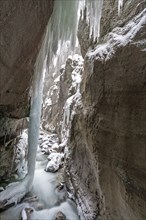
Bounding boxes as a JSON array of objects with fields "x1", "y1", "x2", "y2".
[
  {"x1": 54, "y1": 75, "x2": 60, "y2": 83},
  {"x1": 46, "y1": 153, "x2": 64, "y2": 173},
  {"x1": 44, "y1": 98, "x2": 52, "y2": 106},
  {"x1": 52, "y1": 143, "x2": 59, "y2": 151},
  {"x1": 21, "y1": 208, "x2": 28, "y2": 220},
  {"x1": 15, "y1": 130, "x2": 28, "y2": 179},
  {"x1": 87, "y1": 9, "x2": 146, "y2": 61},
  {"x1": 60, "y1": 55, "x2": 83, "y2": 144}
]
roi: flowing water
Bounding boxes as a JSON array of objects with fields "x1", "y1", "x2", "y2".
[{"x1": 0, "y1": 146, "x2": 79, "y2": 220}]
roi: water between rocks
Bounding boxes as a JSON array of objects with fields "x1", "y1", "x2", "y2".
[{"x1": 0, "y1": 144, "x2": 79, "y2": 220}]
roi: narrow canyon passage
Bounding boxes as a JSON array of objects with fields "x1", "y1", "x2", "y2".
[
  {"x1": 0, "y1": 0, "x2": 146, "y2": 220},
  {"x1": 0, "y1": 131, "x2": 79, "y2": 220}
]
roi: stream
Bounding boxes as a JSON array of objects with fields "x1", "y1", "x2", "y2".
[{"x1": 0, "y1": 132, "x2": 79, "y2": 220}]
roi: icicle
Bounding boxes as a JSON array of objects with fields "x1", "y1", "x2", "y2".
[
  {"x1": 80, "y1": 0, "x2": 103, "y2": 42},
  {"x1": 46, "y1": 0, "x2": 81, "y2": 76},
  {"x1": 118, "y1": 0, "x2": 124, "y2": 16}
]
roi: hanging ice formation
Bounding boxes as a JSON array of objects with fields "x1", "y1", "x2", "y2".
[
  {"x1": 80, "y1": 0, "x2": 103, "y2": 42},
  {"x1": 46, "y1": 0, "x2": 103, "y2": 78},
  {"x1": 118, "y1": 0, "x2": 124, "y2": 16},
  {"x1": 46, "y1": 0, "x2": 80, "y2": 77},
  {"x1": 0, "y1": 16, "x2": 50, "y2": 209},
  {"x1": 42, "y1": 0, "x2": 104, "y2": 146}
]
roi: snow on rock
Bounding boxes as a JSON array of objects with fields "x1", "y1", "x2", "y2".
[
  {"x1": 40, "y1": 54, "x2": 83, "y2": 172},
  {"x1": 87, "y1": 9, "x2": 146, "y2": 62},
  {"x1": 45, "y1": 153, "x2": 64, "y2": 173},
  {"x1": 42, "y1": 72, "x2": 60, "y2": 132},
  {"x1": 21, "y1": 208, "x2": 28, "y2": 220},
  {"x1": 60, "y1": 54, "x2": 84, "y2": 144},
  {"x1": 38, "y1": 130, "x2": 65, "y2": 173},
  {"x1": 14, "y1": 130, "x2": 28, "y2": 179},
  {"x1": 39, "y1": 131, "x2": 59, "y2": 154},
  {"x1": 52, "y1": 143, "x2": 60, "y2": 152}
]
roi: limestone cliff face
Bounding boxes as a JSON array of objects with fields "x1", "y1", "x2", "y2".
[
  {"x1": 65, "y1": 1, "x2": 146, "y2": 220},
  {"x1": 0, "y1": 0, "x2": 53, "y2": 180}
]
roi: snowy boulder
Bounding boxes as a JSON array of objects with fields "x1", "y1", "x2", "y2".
[
  {"x1": 55, "y1": 211, "x2": 66, "y2": 220},
  {"x1": 41, "y1": 144, "x2": 50, "y2": 155},
  {"x1": 45, "y1": 153, "x2": 64, "y2": 173},
  {"x1": 40, "y1": 140, "x2": 52, "y2": 148},
  {"x1": 15, "y1": 130, "x2": 28, "y2": 178},
  {"x1": 52, "y1": 143, "x2": 60, "y2": 152}
]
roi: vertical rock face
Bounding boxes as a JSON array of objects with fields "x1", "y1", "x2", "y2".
[
  {"x1": 65, "y1": 1, "x2": 146, "y2": 220},
  {"x1": 42, "y1": 54, "x2": 83, "y2": 138},
  {"x1": 0, "y1": 0, "x2": 54, "y2": 180},
  {"x1": 0, "y1": 0, "x2": 54, "y2": 118}
]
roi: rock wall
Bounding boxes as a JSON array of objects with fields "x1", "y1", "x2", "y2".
[
  {"x1": 42, "y1": 55, "x2": 83, "y2": 139},
  {"x1": 65, "y1": 1, "x2": 146, "y2": 220},
  {"x1": 0, "y1": 0, "x2": 54, "y2": 180}
]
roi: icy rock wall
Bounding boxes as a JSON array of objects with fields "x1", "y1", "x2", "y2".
[
  {"x1": 42, "y1": 54, "x2": 83, "y2": 139},
  {"x1": 64, "y1": 1, "x2": 146, "y2": 220}
]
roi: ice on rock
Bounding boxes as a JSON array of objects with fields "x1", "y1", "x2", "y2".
[
  {"x1": 21, "y1": 208, "x2": 28, "y2": 220},
  {"x1": 52, "y1": 143, "x2": 60, "y2": 152},
  {"x1": 46, "y1": 153, "x2": 64, "y2": 173},
  {"x1": 14, "y1": 130, "x2": 28, "y2": 179},
  {"x1": 60, "y1": 54, "x2": 83, "y2": 145},
  {"x1": 80, "y1": 0, "x2": 103, "y2": 41},
  {"x1": 87, "y1": 9, "x2": 146, "y2": 61},
  {"x1": 118, "y1": 0, "x2": 124, "y2": 16}
]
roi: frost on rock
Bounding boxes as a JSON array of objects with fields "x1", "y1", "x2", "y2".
[
  {"x1": 41, "y1": 54, "x2": 84, "y2": 173},
  {"x1": 39, "y1": 131, "x2": 59, "y2": 155},
  {"x1": 87, "y1": 9, "x2": 146, "y2": 62},
  {"x1": 37, "y1": 130, "x2": 64, "y2": 173},
  {"x1": 46, "y1": 153, "x2": 64, "y2": 173},
  {"x1": 42, "y1": 73, "x2": 60, "y2": 132},
  {"x1": 60, "y1": 54, "x2": 84, "y2": 144},
  {"x1": 14, "y1": 130, "x2": 28, "y2": 179}
]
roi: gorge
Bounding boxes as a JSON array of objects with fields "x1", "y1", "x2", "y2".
[{"x1": 0, "y1": 0, "x2": 146, "y2": 220}]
